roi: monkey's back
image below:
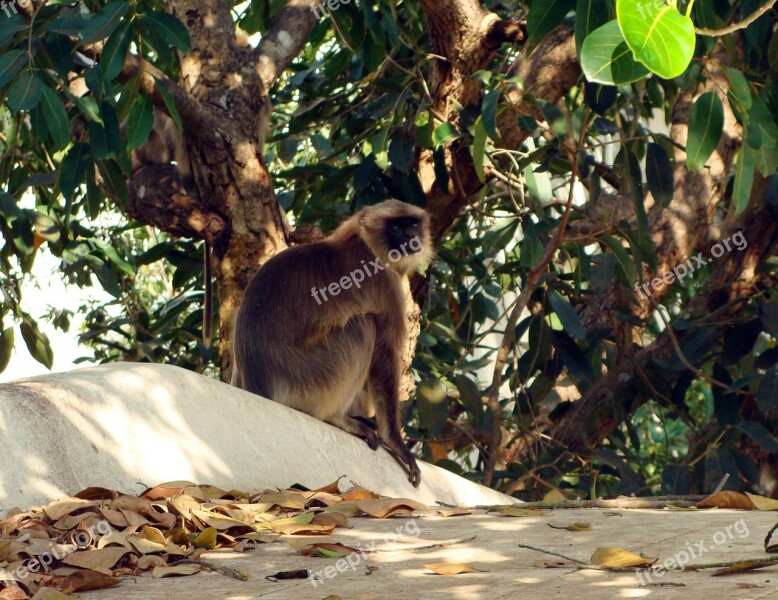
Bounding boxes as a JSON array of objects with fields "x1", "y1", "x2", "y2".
[{"x1": 231, "y1": 236, "x2": 401, "y2": 418}]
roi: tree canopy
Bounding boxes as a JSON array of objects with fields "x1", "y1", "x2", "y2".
[{"x1": 1, "y1": 0, "x2": 777, "y2": 499}]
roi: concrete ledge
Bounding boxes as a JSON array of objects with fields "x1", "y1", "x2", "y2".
[{"x1": 0, "y1": 363, "x2": 517, "y2": 510}]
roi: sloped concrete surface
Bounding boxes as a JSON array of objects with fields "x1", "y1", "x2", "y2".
[{"x1": 0, "y1": 363, "x2": 517, "y2": 510}]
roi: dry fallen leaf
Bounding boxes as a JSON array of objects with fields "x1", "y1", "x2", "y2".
[
  {"x1": 61, "y1": 547, "x2": 130, "y2": 570},
  {"x1": 548, "y1": 522, "x2": 591, "y2": 531},
  {"x1": 746, "y1": 493, "x2": 778, "y2": 511},
  {"x1": 0, "y1": 587, "x2": 29, "y2": 600},
  {"x1": 59, "y1": 569, "x2": 120, "y2": 594},
  {"x1": 298, "y1": 542, "x2": 361, "y2": 558},
  {"x1": 42, "y1": 498, "x2": 95, "y2": 522},
  {"x1": 497, "y1": 507, "x2": 552, "y2": 517},
  {"x1": 265, "y1": 569, "x2": 310, "y2": 581},
  {"x1": 152, "y1": 564, "x2": 202, "y2": 577},
  {"x1": 435, "y1": 508, "x2": 471, "y2": 517},
  {"x1": 712, "y1": 561, "x2": 778, "y2": 576},
  {"x1": 590, "y1": 547, "x2": 655, "y2": 568},
  {"x1": 138, "y1": 555, "x2": 168, "y2": 570},
  {"x1": 342, "y1": 485, "x2": 381, "y2": 501},
  {"x1": 355, "y1": 498, "x2": 426, "y2": 518},
  {"x1": 543, "y1": 489, "x2": 568, "y2": 502},
  {"x1": 29, "y1": 589, "x2": 71, "y2": 600},
  {"x1": 696, "y1": 491, "x2": 755, "y2": 510},
  {"x1": 736, "y1": 582, "x2": 764, "y2": 588},
  {"x1": 423, "y1": 563, "x2": 487, "y2": 575}
]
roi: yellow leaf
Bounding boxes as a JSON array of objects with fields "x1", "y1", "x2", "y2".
[
  {"x1": 61, "y1": 547, "x2": 130, "y2": 570},
  {"x1": 152, "y1": 565, "x2": 201, "y2": 578},
  {"x1": 548, "y1": 521, "x2": 591, "y2": 531},
  {"x1": 713, "y1": 561, "x2": 777, "y2": 576},
  {"x1": 543, "y1": 489, "x2": 568, "y2": 502},
  {"x1": 355, "y1": 498, "x2": 426, "y2": 518},
  {"x1": 697, "y1": 491, "x2": 755, "y2": 510},
  {"x1": 435, "y1": 508, "x2": 472, "y2": 517},
  {"x1": 746, "y1": 493, "x2": 778, "y2": 511},
  {"x1": 423, "y1": 563, "x2": 487, "y2": 575},
  {"x1": 590, "y1": 547, "x2": 655, "y2": 568}
]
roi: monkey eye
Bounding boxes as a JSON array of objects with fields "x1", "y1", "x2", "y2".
[{"x1": 410, "y1": 222, "x2": 419, "y2": 228}]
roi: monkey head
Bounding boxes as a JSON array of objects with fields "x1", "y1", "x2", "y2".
[{"x1": 358, "y1": 199, "x2": 433, "y2": 276}]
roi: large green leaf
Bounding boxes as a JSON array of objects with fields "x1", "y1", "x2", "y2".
[
  {"x1": 20, "y1": 314, "x2": 54, "y2": 370},
  {"x1": 40, "y1": 85, "x2": 70, "y2": 150},
  {"x1": 140, "y1": 11, "x2": 192, "y2": 52},
  {"x1": 645, "y1": 142, "x2": 673, "y2": 206},
  {"x1": 575, "y1": 0, "x2": 611, "y2": 56},
  {"x1": 616, "y1": 0, "x2": 695, "y2": 79},
  {"x1": 548, "y1": 290, "x2": 586, "y2": 340},
  {"x1": 7, "y1": 73, "x2": 43, "y2": 113},
  {"x1": 733, "y1": 144, "x2": 756, "y2": 215},
  {"x1": 126, "y1": 94, "x2": 154, "y2": 151},
  {"x1": 0, "y1": 49, "x2": 27, "y2": 88},
  {"x1": 685, "y1": 92, "x2": 724, "y2": 171},
  {"x1": 580, "y1": 21, "x2": 649, "y2": 85},
  {"x1": 528, "y1": 0, "x2": 576, "y2": 42},
  {"x1": 79, "y1": 1, "x2": 130, "y2": 44},
  {"x1": 100, "y1": 21, "x2": 133, "y2": 82}
]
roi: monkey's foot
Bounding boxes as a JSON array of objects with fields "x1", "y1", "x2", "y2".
[
  {"x1": 381, "y1": 442, "x2": 421, "y2": 487},
  {"x1": 331, "y1": 416, "x2": 380, "y2": 450}
]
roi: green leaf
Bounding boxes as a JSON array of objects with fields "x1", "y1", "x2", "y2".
[
  {"x1": 0, "y1": 328, "x2": 13, "y2": 373},
  {"x1": 550, "y1": 330, "x2": 593, "y2": 382},
  {"x1": 58, "y1": 143, "x2": 91, "y2": 201},
  {"x1": 126, "y1": 94, "x2": 154, "y2": 151},
  {"x1": 580, "y1": 20, "x2": 649, "y2": 85},
  {"x1": 757, "y1": 369, "x2": 778, "y2": 417},
  {"x1": 746, "y1": 96, "x2": 778, "y2": 150},
  {"x1": 454, "y1": 375, "x2": 483, "y2": 427},
  {"x1": 20, "y1": 314, "x2": 54, "y2": 370},
  {"x1": 80, "y1": 1, "x2": 130, "y2": 44},
  {"x1": 575, "y1": 0, "x2": 611, "y2": 56},
  {"x1": 645, "y1": 142, "x2": 673, "y2": 206},
  {"x1": 548, "y1": 290, "x2": 586, "y2": 340},
  {"x1": 97, "y1": 159, "x2": 129, "y2": 208},
  {"x1": 7, "y1": 73, "x2": 43, "y2": 113},
  {"x1": 71, "y1": 95, "x2": 103, "y2": 123},
  {"x1": 686, "y1": 92, "x2": 724, "y2": 171},
  {"x1": 388, "y1": 135, "x2": 414, "y2": 174},
  {"x1": 40, "y1": 86, "x2": 70, "y2": 150},
  {"x1": 724, "y1": 67, "x2": 752, "y2": 110},
  {"x1": 481, "y1": 88, "x2": 499, "y2": 140},
  {"x1": 0, "y1": 49, "x2": 27, "y2": 88},
  {"x1": 416, "y1": 377, "x2": 449, "y2": 437},
  {"x1": 601, "y1": 235, "x2": 637, "y2": 285},
  {"x1": 733, "y1": 145, "x2": 756, "y2": 215},
  {"x1": 139, "y1": 11, "x2": 192, "y2": 52},
  {"x1": 528, "y1": 0, "x2": 576, "y2": 42},
  {"x1": 432, "y1": 122, "x2": 459, "y2": 148},
  {"x1": 100, "y1": 20, "x2": 133, "y2": 82},
  {"x1": 616, "y1": 0, "x2": 695, "y2": 79},
  {"x1": 116, "y1": 75, "x2": 140, "y2": 123},
  {"x1": 156, "y1": 79, "x2": 182, "y2": 133},
  {"x1": 737, "y1": 422, "x2": 778, "y2": 453},
  {"x1": 472, "y1": 116, "x2": 487, "y2": 182}
]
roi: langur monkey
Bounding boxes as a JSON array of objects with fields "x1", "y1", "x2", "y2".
[{"x1": 231, "y1": 200, "x2": 432, "y2": 487}]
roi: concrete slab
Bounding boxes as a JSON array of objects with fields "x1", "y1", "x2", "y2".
[
  {"x1": 77, "y1": 508, "x2": 778, "y2": 599},
  {"x1": 0, "y1": 363, "x2": 516, "y2": 510}
]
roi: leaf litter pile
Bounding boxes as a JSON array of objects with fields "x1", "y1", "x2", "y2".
[{"x1": 0, "y1": 478, "x2": 428, "y2": 598}]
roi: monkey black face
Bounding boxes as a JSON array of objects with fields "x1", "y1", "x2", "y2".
[{"x1": 385, "y1": 217, "x2": 423, "y2": 253}]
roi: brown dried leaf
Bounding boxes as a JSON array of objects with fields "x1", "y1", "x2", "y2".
[
  {"x1": 190, "y1": 509, "x2": 250, "y2": 531},
  {"x1": 497, "y1": 507, "x2": 552, "y2": 517},
  {"x1": 0, "y1": 586, "x2": 29, "y2": 599},
  {"x1": 746, "y1": 493, "x2": 778, "y2": 511},
  {"x1": 712, "y1": 561, "x2": 777, "y2": 576},
  {"x1": 696, "y1": 491, "x2": 755, "y2": 510},
  {"x1": 265, "y1": 569, "x2": 310, "y2": 581},
  {"x1": 355, "y1": 498, "x2": 426, "y2": 518},
  {"x1": 74, "y1": 488, "x2": 119, "y2": 501},
  {"x1": 141, "y1": 482, "x2": 192, "y2": 500},
  {"x1": 298, "y1": 542, "x2": 360, "y2": 558},
  {"x1": 152, "y1": 565, "x2": 201, "y2": 578},
  {"x1": 311, "y1": 512, "x2": 349, "y2": 528},
  {"x1": 96, "y1": 507, "x2": 129, "y2": 528},
  {"x1": 322, "y1": 502, "x2": 364, "y2": 517},
  {"x1": 736, "y1": 583, "x2": 764, "y2": 588},
  {"x1": 590, "y1": 547, "x2": 655, "y2": 568},
  {"x1": 423, "y1": 563, "x2": 486, "y2": 575},
  {"x1": 543, "y1": 490, "x2": 568, "y2": 502},
  {"x1": 137, "y1": 555, "x2": 167, "y2": 570},
  {"x1": 168, "y1": 495, "x2": 202, "y2": 521},
  {"x1": 311, "y1": 477, "x2": 345, "y2": 494},
  {"x1": 548, "y1": 522, "x2": 592, "y2": 531},
  {"x1": 342, "y1": 486, "x2": 381, "y2": 501},
  {"x1": 61, "y1": 547, "x2": 130, "y2": 570},
  {"x1": 192, "y1": 527, "x2": 218, "y2": 550},
  {"x1": 435, "y1": 508, "x2": 471, "y2": 517},
  {"x1": 41, "y1": 498, "x2": 95, "y2": 522},
  {"x1": 59, "y1": 569, "x2": 120, "y2": 593},
  {"x1": 254, "y1": 491, "x2": 307, "y2": 510}
]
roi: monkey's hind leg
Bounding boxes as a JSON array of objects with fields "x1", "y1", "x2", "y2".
[{"x1": 326, "y1": 413, "x2": 380, "y2": 451}]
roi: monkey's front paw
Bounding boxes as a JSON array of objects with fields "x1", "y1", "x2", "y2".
[{"x1": 363, "y1": 429, "x2": 380, "y2": 450}]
